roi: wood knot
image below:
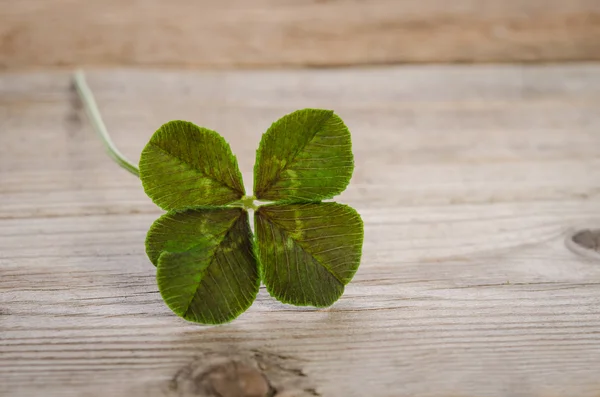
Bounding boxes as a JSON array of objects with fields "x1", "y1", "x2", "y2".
[
  {"x1": 566, "y1": 229, "x2": 600, "y2": 259},
  {"x1": 199, "y1": 361, "x2": 271, "y2": 397},
  {"x1": 169, "y1": 350, "x2": 319, "y2": 397}
]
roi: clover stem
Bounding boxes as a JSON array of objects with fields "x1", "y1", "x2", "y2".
[
  {"x1": 240, "y1": 195, "x2": 258, "y2": 211},
  {"x1": 73, "y1": 70, "x2": 140, "y2": 177}
]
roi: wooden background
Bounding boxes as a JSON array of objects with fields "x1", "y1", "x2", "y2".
[
  {"x1": 1, "y1": 66, "x2": 600, "y2": 396},
  {"x1": 1, "y1": 0, "x2": 600, "y2": 68},
  {"x1": 2, "y1": 0, "x2": 600, "y2": 396}
]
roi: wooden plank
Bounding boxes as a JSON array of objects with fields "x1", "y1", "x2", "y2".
[
  {"x1": 1, "y1": 64, "x2": 600, "y2": 396},
  {"x1": 1, "y1": 0, "x2": 600, "y2": 69}
]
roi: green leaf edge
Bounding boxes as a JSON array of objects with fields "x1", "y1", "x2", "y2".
[
  {"x1": 254, "y1": 202, "x2": 364, "y2": 308},
  {"x1": 252, "y1": 108, "x2": 354, "y2": 202},
  {"x1": 139, "y1": 120, "x2": 245, "y2": 210}
]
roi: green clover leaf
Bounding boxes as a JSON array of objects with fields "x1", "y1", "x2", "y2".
[
  {"x1": 255, "y1": 203, "x2": 363, "y2": 307},
  {"x1": 139, "y1": 109, "x2": 363, "y2": 325},
  {"x1": 254, "y1": 109, "x2": 354, "y2": 201},
  {"x1": 139, "y1": 121, "x2": 245, "y2": 210},
  {"x1": 150, "y1": 208, "x2": 260, "y2": 324}
]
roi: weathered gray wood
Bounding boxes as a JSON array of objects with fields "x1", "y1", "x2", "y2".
[
  {"x1": 1, "y1": 65, "x2": 600, "y2": 396},
  {"x1": 1, "y1": 0, "x2": 600, "y2": 69}
]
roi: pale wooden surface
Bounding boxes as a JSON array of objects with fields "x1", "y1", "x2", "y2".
[
  {"x1": 1, "y1": 65, "x2": 600, "y2": 397},
  {"x1": 2, "y1": 0, "x2": 600, "y2": 69}
]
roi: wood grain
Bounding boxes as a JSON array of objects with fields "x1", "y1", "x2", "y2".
[
  {"x1": 1, "y1": 64, "x2": 600, "y2": 396},
  {"x1": 1, "y1": 0, "x2": 600, "y2": 69}
]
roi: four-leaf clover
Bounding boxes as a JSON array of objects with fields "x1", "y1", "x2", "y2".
[{"x1": 140, "y1": 109, "x2": 364, "y2": 324}]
